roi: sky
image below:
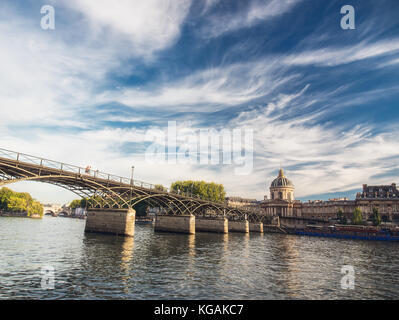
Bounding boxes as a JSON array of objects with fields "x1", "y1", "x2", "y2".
[{"x1": 0, "y1": 0, "x2": 399, "y2": 204}]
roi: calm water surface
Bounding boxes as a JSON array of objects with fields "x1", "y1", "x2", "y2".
[{"x1": 1, "y1": 216, "x2": 399, "y2": 299}]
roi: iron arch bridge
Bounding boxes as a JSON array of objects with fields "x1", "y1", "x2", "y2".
[{"x1": 0, "y1": 148, "x2": 265, "y2": 222}]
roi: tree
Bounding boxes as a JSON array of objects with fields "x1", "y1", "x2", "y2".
[
  {"x1": 69, "y1": 198, "x2": 89, "y2": 209},
  {"x1": 7, "y1": 195, "x2": 27, "y2": 213},
  {"x1": 352, "y1": 207, "x2": 363, "y2": 225},
  {"x1": 170, "y1": 180, "x2": 226, "y2": 202},
  {"x1": 0, "y1": 187, "x2": 44, "y2": 217},
  {"x1": 154, "y1": 184, "x2": 167, "y2": 192},
  {"x1": 337, "y1": 208, "x2": 347, "y2": 225},
  {"x1": 0, "y1": 187, "x2": 14, "y2": 210},
  {"x1": 372, "y1": 207, "x2": 381, "y2": 226},
  {"x1": 27, "y1": 201, "x2": 44, "y2": 217}
]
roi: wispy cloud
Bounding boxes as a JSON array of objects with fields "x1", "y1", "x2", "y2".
[
  {"x1": 97, "y1": 59, "x2": 296, "y2": 112},
  {"x1": 284, "y1": 39, "x2": 399, "y2": 66},
  {"x1": 199, "y1": 0, "x2": 301, "y2": 38}
]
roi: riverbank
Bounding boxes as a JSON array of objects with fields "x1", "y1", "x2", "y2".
[{"x1": 0, "y1": 211, "x2": 42, "y2": 219}]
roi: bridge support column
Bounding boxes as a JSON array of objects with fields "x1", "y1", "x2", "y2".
[
  {"x1": 249, "y1": 222, "x2": 263, "y2": 233},
  {"x1": 196, "y1": 217, "x2": 228, "y2": 234},
  {"x1": 154, "y1": 215, "x2": 195, "y2": 234},
  {"x1": 85, "y1": 208, "x2": 135, "y2": 237},
  {"x1": 228, "y1": 220, "x2": 249, "y2": 233}
]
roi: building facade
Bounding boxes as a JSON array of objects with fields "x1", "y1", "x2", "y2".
[
  {"x1": 226, "y1": 196, "x2": 259, "y2": 209},
  {"x1": 261, "y1": 169, "x2": 399, "y2": 223}
]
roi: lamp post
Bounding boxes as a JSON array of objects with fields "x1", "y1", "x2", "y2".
[{"x1": 131, "y1": 166, "x2": 135, "y2": 185}]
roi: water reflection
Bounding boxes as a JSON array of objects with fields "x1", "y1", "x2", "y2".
[
  {"x1": 121, "y1": 236, "x2": 135, "y2": 266},
  {"x1": 222, "y1": 233, "x2": 229, "y2": 252},
  {"x1": 242, "y1": 233, "x2": 250, "y2": 259},
  {"x1": 188, "y1": 234, "x2": 196, "y2": 258},
  {"x1": 120, "y1": 237, "x2": 135, "y2": 294},
  {"x1": 279, "y1": 236, "x2": 301, "y2": 298}
]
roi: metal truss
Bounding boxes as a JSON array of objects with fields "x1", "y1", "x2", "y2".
[{"x1": 0, "y1": 147, "x2": 263, "y2": 222}]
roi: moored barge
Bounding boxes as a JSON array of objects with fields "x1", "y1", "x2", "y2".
[{"x1": 292, "y1": 224, "x2": 399, "y2": 241}]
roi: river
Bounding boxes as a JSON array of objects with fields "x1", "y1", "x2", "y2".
[{"x1": 1, "y1": 216, "x2": 398, "y2": 299}]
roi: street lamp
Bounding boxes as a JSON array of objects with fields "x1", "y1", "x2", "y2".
[{"x1": 131, "y1": 166, "x2": 135, "y2": 185}]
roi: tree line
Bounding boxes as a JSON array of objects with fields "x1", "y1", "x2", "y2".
[
  {"x1": 0, "y1": 187, "x2": 44, "y2": 217},
  {"x1": 170, "y1": 180, "x2": 226, "y2": 202}
]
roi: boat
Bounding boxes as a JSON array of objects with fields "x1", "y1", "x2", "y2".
[{"x1": 293, "y1": 224, "x2": 399, "y2": 241}]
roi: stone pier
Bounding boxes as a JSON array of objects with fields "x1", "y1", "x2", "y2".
[
  {"x1": 85, "y1": 208, "x2": 135, "y2": 237},
  {"x1": 228, "y1": 220, "x2": 249, "y2": 233},
  {"x1": 249, "y1": 222, "x2": 263, "y2": 233},
  {"x1": 154, "y1": 214, "x2": 195, "y2": 234},
  {"x1": 196, "y1": 217, "x2": 228, "y2": 234}
]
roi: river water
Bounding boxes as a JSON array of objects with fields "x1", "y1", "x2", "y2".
[{"x1": 0, "y1": 216, "x2": 398, "y2": 300}]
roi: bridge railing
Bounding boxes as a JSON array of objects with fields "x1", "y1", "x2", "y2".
[{"x1": 0, "y1": 147, "x2": 161, "y2": 191}]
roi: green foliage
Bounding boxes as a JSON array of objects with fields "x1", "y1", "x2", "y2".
[
  {"x1": 337, "y1": 208, "x2": 347, "y2": 225},
  {"x1": 170, "y1": 180, "x2": 226, "y2": 202},
  {"x1": 0, "y1": 187, "x2": 43, "y2": 217},
  {"x1": 352, "y1": 207, "x2": 363, "y2": 225},
  {"x1": 154, "y1": 184, "x2": 167, "y2": 192},
  {"x1": 7, "y1": 195, "x2": 28, "y2": 212},
  {"x1": 69, "y1": 198, "x2": 89, "y2": 209},
  {"x1": 0, "y1": 187, "x2": 15, "y2": 210},
  {"x1": 27, "y1": 201, "x2": 44, "y2": 217},
  {"x1": 372, "y1": 207, "x2": 381, "y2": 226},
  {"x1": 70, "y1": 196, "x2": 107, "y2": 209},
  {"x1": 69, "y1": 199, "x2": 82, "y2": 209}
]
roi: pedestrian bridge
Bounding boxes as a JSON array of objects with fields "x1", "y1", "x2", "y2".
[{"x1": 0, "y1": 147, "x2": 266, "y2": 236}]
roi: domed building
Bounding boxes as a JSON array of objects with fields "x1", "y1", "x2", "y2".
[
  {"x1": 261, "y1": 168, "x2": 296, "y2": 218},
  {"x1": 270, "y1": 168, "x2": 295, "y2": 201},
  {"x1": 261, "y1": 167, "x2": 399, "y2": 226}
]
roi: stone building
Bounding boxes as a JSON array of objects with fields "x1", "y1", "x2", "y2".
[
  {"x1": 261, "y1": 169, "x2": 399, "y2": 223},
  {"x1": 226, "y1": 196, "x2": 259, "y2": 209},
  {"x1": 356, "y1": 184, "x2": 399, "y2": 222}
]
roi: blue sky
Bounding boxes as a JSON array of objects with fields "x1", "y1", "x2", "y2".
[{"x1": 1, "y1": 0, "x2": 399, "y2": 204}]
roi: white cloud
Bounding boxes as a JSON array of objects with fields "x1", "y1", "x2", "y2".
[
  {"x1": 0, "y1": 7, "x2": 126, "y2": 129},
  {"x1": 201, "y1": 0, "x2": 301, "y2": 38},
  {"x1": 378, "y1": 57, "x2": 399, "y2": 68},
  {"x1": 227, "y1": 90, "x2": 399, "y2": 199},
  {"x1": 98, "y1": 59, "x2": 296, "y2": 111},
  {"x1": 65, "y1": 0, "x2": 191, "y2": 58},
  {"x1": 284, "y1": 39, "x2": 399, "y2": 66},
  {"x1": 200, "y1": 0, "x2": 221, "y2": 14}
]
